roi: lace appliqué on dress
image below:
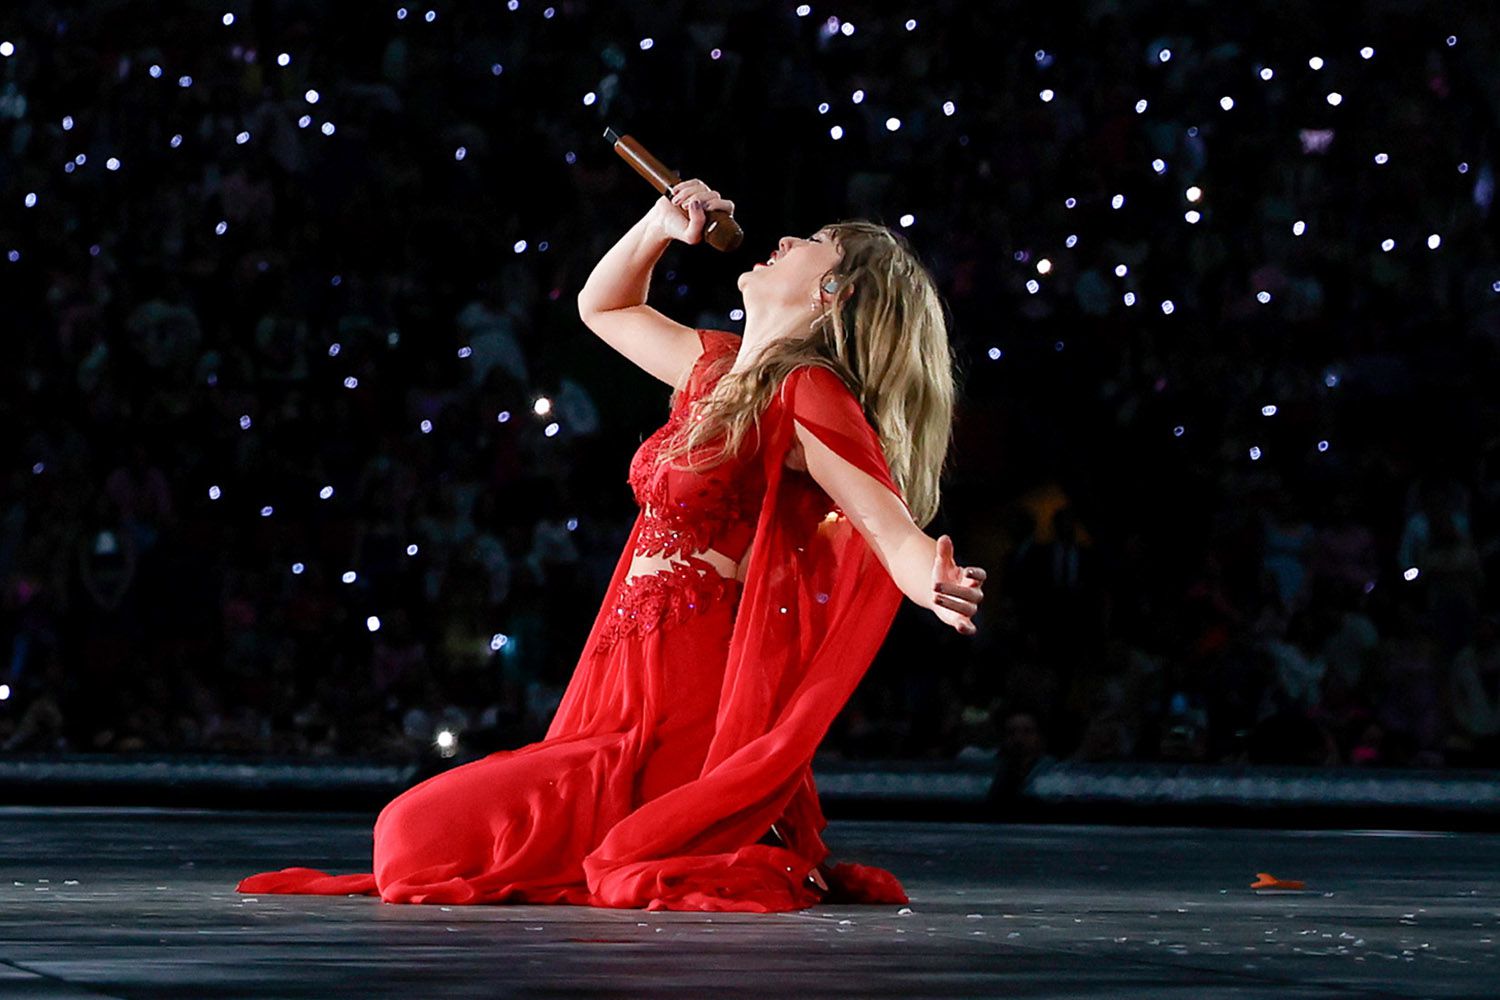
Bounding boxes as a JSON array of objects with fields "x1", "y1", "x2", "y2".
[{"x1": 594, "y1": 556, "x2": 743, "y2": 654}]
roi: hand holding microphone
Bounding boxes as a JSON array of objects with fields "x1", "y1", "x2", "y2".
[
  {"x1": 654, "y1": 178, "x2": 736, "y2": 247},
  {"x1": 604, "y1": 127, "x2": 744, "y2": 252}
]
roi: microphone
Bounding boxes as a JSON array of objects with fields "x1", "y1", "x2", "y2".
[{"x1": 603, "y1": 127, "x2": 744, "y2": 253}]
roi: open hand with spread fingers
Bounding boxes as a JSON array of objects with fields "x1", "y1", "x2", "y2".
[{"x1": 931, "y1": 534, "x2": 985, "y2": 636}]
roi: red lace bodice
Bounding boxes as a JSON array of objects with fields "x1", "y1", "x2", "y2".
[{"x1": 595, "y1": 330, "x2": 765, "y2": 652}]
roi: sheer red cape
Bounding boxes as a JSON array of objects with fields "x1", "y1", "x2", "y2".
[{"x1": 237, "y1": 335, "x2": 910, "y2": 912}]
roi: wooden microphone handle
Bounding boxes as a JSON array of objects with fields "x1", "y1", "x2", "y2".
[{"x1": 605, "y1": 129, "x2": 744, "y2": 253}]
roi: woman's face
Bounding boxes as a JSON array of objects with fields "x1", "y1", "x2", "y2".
[{"x1": 736, "y1": 227, "x2": 843, "y2": 312}]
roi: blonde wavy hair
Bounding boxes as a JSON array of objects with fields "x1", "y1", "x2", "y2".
[{"x1": 655, "y1": 220, "x2": 957, "y2": 528}]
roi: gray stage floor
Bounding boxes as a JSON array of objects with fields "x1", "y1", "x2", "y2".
[{"x1": 1, "y1": 807, "x2": 1495, "y2": 998}]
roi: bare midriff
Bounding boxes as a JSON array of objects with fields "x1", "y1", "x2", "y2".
[{"x1": 625, "y1": 504, "x2": 746, "y2": 584}]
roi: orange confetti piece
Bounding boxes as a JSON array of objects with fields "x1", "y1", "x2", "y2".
[{"x1": 1250, "y1": 872, "x2": 1306, "y2": 890}]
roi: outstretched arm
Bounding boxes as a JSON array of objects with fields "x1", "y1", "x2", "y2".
[{"x1": 793, "y1": 417, "x2": 985, "y2": 635}]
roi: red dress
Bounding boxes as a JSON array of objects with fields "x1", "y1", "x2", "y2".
[{"x1": 237, "y1": 329, "x2": 911, "y2": 912}]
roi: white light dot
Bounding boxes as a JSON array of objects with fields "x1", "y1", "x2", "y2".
[
  {"x1": 149, "y1": 64, "x2": 163, "y2": 78},
  {"x1": 23, "y1": 192, "x2": 36, "y2": 208},
  {"x1": 987, "y1": 347, "x2": 1002, "y2": 360},
  {"x1": 544, "y1": 422, "x2": 560, "y2": 437},
  {"x1": 260, "y1": 505, "x2": 274, "y2": 517},
  {"x1": 424, "y1": 9, "x2": 436, "y2": 22},
  {"x1": 899, "y1": 214, "x2": 915, "y2": 227},
  {"x1": 1161, "y1": 300, "x2": 1175, "y2": 315},
  {"x1": 1308, "y1": 56, "x2": 1324, "y2": 70},
  {"x1": 1446, "y1": 35, "x2": 1457, "y2": 47},
  {"x1": 852, "y1": 89, "x2": 865, "y2": 104},
  {"x1": 406, "y1": 544, "x2": 420, "y2": 556},
  {"x1": 497, "y1": 410, "x2": 511, "y2": 423},
  {"x1": 1326, "y1": 92, "x2": 1343, "y2": 106},
  {"x1": 1185, "y1": 210, "x2": 1201, "y2": 224},
  {"x1": 297, "y1": 115, "x2": 311, "y2": 129},
  {"x1": 328, "y1": 343, "x2": 341, "y2": 357},
  {"x1": 905, "y1": 18, "x2": 917, "y2": 30},
  {"x1": 492, "y1": 62, "x2": 504, "y2": 74},
  {"x1": 1492, "y1": 281, "x2": 1500, "y2": 293},
  {"x1": 1381, "y1": 238, "x2": 1396, "y2": 252},
  {"x1": 1428, "y1": 233, "x2": 1442, "y2": 249},
  {"x1": 1025, "y1": 279, "x2": 1040, "y2": 295},
  {"x1": 1292, "y1": 220, "x2": 1306, "y2": 236},
  {"x1": 343, "y1": 376, "x2": 359, "y2": 388},
  {"x1": 885, "y1": 117, "x2": 901, "y2": 131},
  {"x1": 178, "y1": 75, "x2": 193, "y2": 87},
  {"x1": 291, "y1": 563, "x2": 304, "y2": 575},
  {"x1": 367, "y1": 616, "x2": 381, "y2": 632},
  {"x1": 1111, "y1": 194, "x2": 1125, "y2": 209},
  {"x1": 796, "y1": 4, "x2": 811, "y2": 15},
  {"x1": 222, "y1": 12, "x2": 235, "y2": 26},
  {"x1": 534, "y1": 397, "x2": 552, "y2": 416},
  {"x1": 215, "y1": 220, "x2": 228, "y2": 235},
  {"x1": 1185, "y1": 186, "x2": 1202, "y2": 202},
  {"x1": 1360, "y1": 46, "x2": 1375, "y2": 59},
  {"x1": 277, "y1": 52, "x2": 290, "y2": 66},
  {"x1": 209, "y1": 485, "x2": 222, "y2": 499},
  {"x1": 238, "y1": 414, "x2": 252, "y2": 429},
  {"x1": 1219, "y1": 96, "x2": 1235, "y2": 111},
  {"x1": 1261, "y1": 404, "x2": 1278, "y2": 416},
  {"x1": 235, "y1": 131, "x2": 250, "y2": 144},
  {"x1": 457, "y1": 346, "x2": 472, "y2": 358},
  {"x1": 1064, "y1": 197, "x2": 1077, "y2": 209},
  {"x1": 1260, "y1": 67, "x2": 1274, "y2": 81},
  {"x1": 420, "y1": 419, "x2": 433, "y2": 434},
  {"x1": 62, "y1": 115, "x2": 74, "y2": 130},
  {"x1": 1134, "y1": 99, "x2": 1148, "y2": 113},
  {"x1": 342, "y1": 571, "x2": 357, "y2": 584},
  {"x1": 1158, "y1": 48, "x2": 1171, "y2": 63},
  {"x1": 1374, "y1": 152, "x2": 1388, "y2": 164},
  {"x1": 513, "y1": 239, "x2": 527, "y2": 253},
  {"x1": 1257, "y1": 290, "x2": 1272, "y2": 304},
  {"x1": 169, "y1": 134, "x2": 183, "y2": 148},
  {"x1": 490, "y1": 633, "x2": 510, "y2": 651},
  {"x1": 829, "y1": 125, "x2": 843, "y2": 140},
  {"x1": 455, "y1": 146, "x2": 467, "y2": 161},
  {"x1": 396, "y1": 6, "x2": 408, "y2": 19},
  {"x1": 639, "y1": 37, "x2": 654, "y2": 51},
  {"x1": 1250, "y1": 446, "x2": 1262, "y2": 461},
  {"x1": 1173, "y1": 426, "x2": 1185, "y2": 437},
  {"x1": 436, "y1": 730, "x2": 455, "y2": 749},
  {"x1": 1152, "y1": 158, "x2": 1167, "y2": 174},
  {"x1": 1036, "y1": 258, "x2": 1052, "y2": 275},
  {"x1": 1459, "y1": 162, "x2": 1469, "y2": 174},
  {"x1": 1040, "y1": 89, "x2": 1054, "y2": 103},
  {"x1": 0, "y1": 41, "x2": 13, "y2": 58},
  {"x1": 319, "y1": 486, "x2": 334, "y2": 499},
  {"x1": 841, "y1": 22, "x2": 854, "y2": 36},
  {"x1": 942, "y1": 100, "x2": 955, "y2": 116},
  {"x1": 1064, "y1": 234, "x2": 1078, "y2": 248},
  {"x1": 1317, "y1": 440, "x2": 1329, "y2": 452},
  {"x1": 1114, "y1": 264, "x2": 1128, "y2": 277},
  {"x1": 1404, "y1": 567, "x2": 1420, "y2": 581},
  {"x1": 1123, "y1": 292, "x2": 1136, "y2": 306},
  {"x1": 320, "y1": 122, "x2": 335, "y2": 135},
  {"x1": 582, "y1": 92, "x2": 596, "y2": 106},
  {"x1": 817, "y1": 102, "x2": 830, "y2": 114}
]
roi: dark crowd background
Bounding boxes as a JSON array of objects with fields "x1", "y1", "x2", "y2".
[{"x1": 3, "y1": 1, "x2": 1500, "y2": 792}]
